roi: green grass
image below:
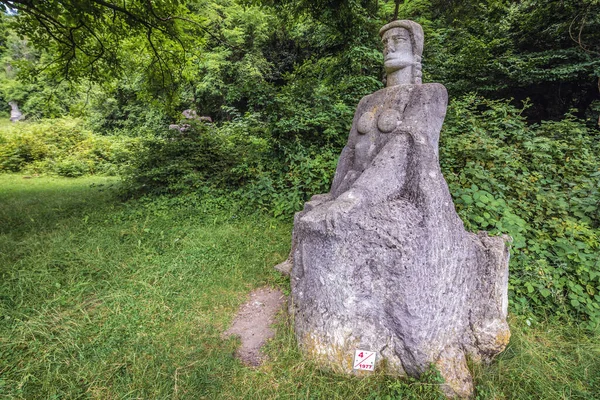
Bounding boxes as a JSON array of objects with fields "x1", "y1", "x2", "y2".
[
  {"x1": 473, "y1": 320, "x2": 600, "y2": 399},
  {"x1": 1, "y1": 174, "x2": 599, "y2": 399}
]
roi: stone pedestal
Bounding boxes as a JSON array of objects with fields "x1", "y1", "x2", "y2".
[{"x1": 289, "y1": 82, "x2": 510, "y2": 398}]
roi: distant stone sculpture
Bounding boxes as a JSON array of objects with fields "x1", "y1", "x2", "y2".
[
  {"x1": 9, "y1": 101, "x2": 23, "y2": 122},
  {"x1": 168, "y1": 123, "x2": 191, "y2": 132},
  {"x1": 288, "y1": 20, "x2": 511, "y2": 398},
  {"x1": 168, "y1": 109, "x2": 212, "y2": 132},
  {"x1": 181, "y1": 109, "x2": 198, "y2": 120}
]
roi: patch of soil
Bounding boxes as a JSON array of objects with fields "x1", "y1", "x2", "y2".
[{"x1": 223, "y1": 287, "x2": 286, "y2": 366}]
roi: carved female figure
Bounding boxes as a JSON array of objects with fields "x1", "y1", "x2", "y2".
[
  {"x1": 289, "y1": 20, "x2": 510, "y2": 399},
  {"x1": 299, "y1": 20, "x2": 446, "y2": 228}
]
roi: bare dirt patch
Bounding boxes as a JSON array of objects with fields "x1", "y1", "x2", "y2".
[{"x1": 223, "y1": 287, "x2": 286, "y2": 366}]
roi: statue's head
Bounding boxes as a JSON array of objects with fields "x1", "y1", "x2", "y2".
[{"x1": 379, "y1": 20, "x2": 423, "y2": 85}]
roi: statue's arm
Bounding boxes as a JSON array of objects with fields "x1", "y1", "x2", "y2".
[
  {"x1": 327, "y1": 96, "x2": 368, "y2": 198},
  {"x1": 338, "y1": 84, "x2": 448, "y2": 208},
  {"x1": 407, "y1": 83, "x2": 448, "y2": 159},
  {"x1": 299, "y1": 130, "x2": 429, "y2": 233},
  {"x1": 336, "y1": 133, "x2": 411, "y2": 207},
  {"x1": 329, "y1": 145, "x2": 354, "y2": 197},
  {"x1": 399, "y1": 84, "x2": 454, "y2": 213}
]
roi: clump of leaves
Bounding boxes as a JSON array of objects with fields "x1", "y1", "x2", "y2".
[{"x1": 241, "y1": 140, "x2": 339, "y2": 217}]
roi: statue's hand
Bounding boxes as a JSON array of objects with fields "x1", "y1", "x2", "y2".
[
  {"x1": 323, "y1": 190, "x2": 364, "y2": 232},
  {"x1": 298, "y1": 190, "x2": 364, "y2": 235},
  {"x1": 408, "y1": 129, "x2": 429, "y2": 146}
]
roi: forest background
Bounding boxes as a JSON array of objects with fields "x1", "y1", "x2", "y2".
[{"x1": 0, "y1": 0, "x2": 599, "y2": 397}]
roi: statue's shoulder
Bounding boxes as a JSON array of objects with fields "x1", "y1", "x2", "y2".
[
  {"x1": 408, "y1": 83, "x2": 448, "y2": 112},
  {"x1": 420, "y1": 82, "x2": 447, "y2": 90},
  {"x1": 356, "y1": 83, "x2": 448, "y2": 110},
  {"x1": 419, "y1": 82, "x2": 447, "y2": 97},
  {"x1": 364, "y1": 83, "x2": 447, "y2": 97},
  {"x1": 357, "y1": 90, "x2": 382, "y2": 107}
]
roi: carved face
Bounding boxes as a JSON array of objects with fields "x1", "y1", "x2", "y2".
[{"x1": 382, "y1": 27, "x2": 414, "y2": 74}]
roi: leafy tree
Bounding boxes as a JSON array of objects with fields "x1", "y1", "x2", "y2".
[
  {"x1": 419, "y1": 0, "x2": 600, "y2": 120},
  {"x1": 0, "y1": 17, "x2": 83, "y2": 118},
  {"x1": 1, "y1": 0, "x2": 206, "y2": 86}
]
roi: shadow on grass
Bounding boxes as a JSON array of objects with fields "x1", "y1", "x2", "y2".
[{"x1": 0, "y1": 175, "x2": 122, "y2": 237}]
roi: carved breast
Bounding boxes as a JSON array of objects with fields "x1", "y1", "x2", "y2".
[
  {"x1": 357, "y1": 112, "x2": 376, "y2": 134},
  {"x1": 377, "y1": 109, "x2": 402, "y2": 133},
  {"x1": 357, "y1": 108, "x2": 403, "y2": 135}
]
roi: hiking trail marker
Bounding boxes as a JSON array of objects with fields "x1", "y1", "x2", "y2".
[{"x1": 353, "y1": 350, "x2": 376, "y2": 371}]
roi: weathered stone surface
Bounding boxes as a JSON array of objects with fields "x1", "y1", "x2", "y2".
[
  {"x1": 9, "y1": 101, "x2": 23, "y2": 122},
  {"x1": 287, "y1": 20, "x2": 510, "y2": 398},
  {"x1": 182, "y1": 109, "x2": 198, "y2": 120},
  {"x1": 181, "y1": 109, "x2": 212, "y2": 122},
  {"x1": 169, "y1": 110, "x2": 212, "y2": 131},
  {"x1": 274, "y1": 259, "x2": 292, "y2": 276}
]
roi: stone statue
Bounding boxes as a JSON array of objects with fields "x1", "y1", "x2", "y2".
[
  {"x1": 9, "y1": 101, "x2": 23, "y2": 122},
  {"x1": 168, "y1": 109, "x2": 212, "y2": 132},
  {"x1": 287, "y1": 20, "x2": 511, "y2": 398}
]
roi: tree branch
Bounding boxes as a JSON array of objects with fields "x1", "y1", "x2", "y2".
[{"x1": 393, "y1": 0, "x2": 402, "y2": 21}]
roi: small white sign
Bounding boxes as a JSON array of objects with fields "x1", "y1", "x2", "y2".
[{"x1": 353, "y1": 350, "x2": 376, "y2": 371}]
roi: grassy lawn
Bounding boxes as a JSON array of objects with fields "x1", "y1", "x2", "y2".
[{"x1": 1, "y1": 174, "x2": 599, "y2": 399}]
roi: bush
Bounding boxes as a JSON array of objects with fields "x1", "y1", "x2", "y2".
[
  {"x1": 440, "y1": 96, "x2": 600, "y2": 326},
  {"x1": 123, "y1": 112, "x2": 341, "y2": 216},
  {"x1": 123, "y1": 116, "x2": 270, "y2": 195},
  {"x1": 0, "y1": 118, "x2": 140, "y2": 176},
  {"x1": 241, "y1": 142, "x2": 338, "y2": 217},
  {"x1": 85, "y1": 91, "x2": 170, "y2": 137}
]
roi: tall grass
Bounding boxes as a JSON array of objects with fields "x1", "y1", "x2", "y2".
[
  {"x1": 0, "y1": 118, "x2": 140, "y2": 176},
  {"x1": 1, "y1": 175, "x2": 598, "y2": 399}
]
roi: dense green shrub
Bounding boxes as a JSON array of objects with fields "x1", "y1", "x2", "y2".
[
  {"x1": 123, "y1": 116, "x2": 270, "y2": 195},
  {"x1": 241, "y1": 141, "x2": 339, "y2": 216},
  {"x1": 85, "y1": 84, "x2": 171, "y2": 137},
  {"x1": 122, "y1": 112, "x2": 341, "y2": 216},
  {"x1": 440, "y1": 96, "x2": 600, "y2": 326},
  {"x1": 0, "y1": 118, "x2": 140, "y2": 176}
]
